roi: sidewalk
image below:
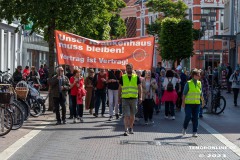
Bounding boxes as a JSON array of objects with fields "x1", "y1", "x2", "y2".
[
  {"x1": 0, "y1": 91, "x2": 54, "y2": 153},
  {"x1": 2, "y1": 100, "x2": 240, "y2": 160},
  {"x1": 200, "y1": 91, "x2": 240, "y2": 148}
]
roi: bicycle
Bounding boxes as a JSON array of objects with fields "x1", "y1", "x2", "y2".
[
  {"x1": 0, "y1": 84, "x2": 13, "y2": 136},
  {"x1": 211, "y1": 85, "x2": 226, "y2": 115},
  {"x1": 1, "y1": 84, "x2": 24, "y2": 130}
]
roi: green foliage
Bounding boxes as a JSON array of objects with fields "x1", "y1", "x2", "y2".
[
  {"x1": 146, "y1": 19, "x2": 162, "y2": 36},
  {"x1": 109, "y1": 14, "x2": 126, "y2": 39},
  {"x1": 160, "y1": 18, "x2": 193, "y2": 63},
  {"x1": 0, "y1": 0, "x2": 126, "y2": 110},
  {"x1": 193, "y1": 29, "x2": 204, "y2": 41},
  {"x1": 147, "y1": 0, "x2": 188, "y2": 19}
]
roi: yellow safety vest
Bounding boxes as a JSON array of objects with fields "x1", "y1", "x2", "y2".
[
  {"x1": 185, "y1": 79, "x2": 201, "y2": 104},
  {"x1": 122, "y1": 74, "x2": 138, "y2": 98}
]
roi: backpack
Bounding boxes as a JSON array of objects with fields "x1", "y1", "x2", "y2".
[{"x1": 167, "y1": 78, "x2": 174, "y2": 92}]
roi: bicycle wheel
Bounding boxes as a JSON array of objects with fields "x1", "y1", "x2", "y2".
[
  {"x1": 14, "y1": 99, "x2": 30, "y2": 121},
  {"x1": 9, "y1": 103, "x2": 24, "y2": 130},
  {"x1": 213, "y1": 96, "x2": 226, "y2": 115},
  {"x1": 29, "y1": 97, "x2": 42, "y2": 117},
  {"x1": 0, "y1": 107, "x2": 13, "y2": 136}
]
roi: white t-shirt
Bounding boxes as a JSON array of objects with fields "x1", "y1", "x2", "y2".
[{"x1": 162, "y1": 77, "x2": 179, "y2": 90}]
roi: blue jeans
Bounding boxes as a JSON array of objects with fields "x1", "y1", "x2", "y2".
[
  {"x1": 94, "y1": 89, "x2": 106, "y2": 115},
  {"x1": 183, "y1": 104, "x2": 200, "y2": 133}
]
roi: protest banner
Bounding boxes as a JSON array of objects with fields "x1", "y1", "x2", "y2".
[{"x1": 55, "y1": 30, "x2": 154, "y2": 70}]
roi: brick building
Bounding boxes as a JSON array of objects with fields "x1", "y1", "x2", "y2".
[
  {"x1": 121, "y1": 0, "x2": 225, "y2": 70},
  {"x1": 187, "y1": 0, "x2": 225, "y2": 70}
]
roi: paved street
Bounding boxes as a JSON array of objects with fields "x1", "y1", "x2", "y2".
[{"x1": 0, "y1": 92, "x2": 240, "y2": 160}]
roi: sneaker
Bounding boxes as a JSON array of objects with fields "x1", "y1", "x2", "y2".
[
  {"x1": 192, "y1": 133, "x2": 198, "y2": 137},
  {"x1": 93, "y1": 113, "x2": 98, "y2": 117},
  {"x1": 182, "y1": 129, "x2": 187, "y2": 136},
  {"x1": 77, "y1": 116, "x2": 80, "y2": 120},
  {"x1": 171, "y1": 116, "x2": 175, "y2": 120},
  {"x1": 149, "y1": 120, "x2": 154, "y2": 124},
  {"x1": 101, "y1": 114, "x2": 105, "y2": 117},
  {"x1": 128, "y1": 128, "x2": 134, "y2": 134},
  {"x1": 73, "y1": 118, "x2": 76, "y2": 123},
  {"x1": 89, "y1": 109, "x2": 93, "y2": 115},
  {"x1": 135, "y1": 117, "x2": 140, "y2": 122},
  {"x1": 62, "y1": 120, "x2": 66, "y2": 124},
  {"x1": 108, "y1": 116, "x2": 113, "y2": 121},
  {"x1": 199, "y1": 115, "x2": 203, "y2": 118},
  {"x1": 115, "y1": 114, "x2": 119, "y2": 119},
  {"x1": 164, "y1": 116, "x2": 169, "y2": 119},
  {"x1": 79, "y1": 117, "x2": 84, "y2": 123},
  {"x1": 123, "y1": 131, "x2": 128, "y2": 136},
  {"x1": 68, "y1": 116, "x2": 73, "y2": 119},
  {"x1": 145, "y1": 121, "x2": 148, "y2": 125},
  {"x1": 55, "y1": 121, "x2": 61, "y2": 125}
]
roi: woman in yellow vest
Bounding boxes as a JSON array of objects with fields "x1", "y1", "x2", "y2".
[{"x1": 182, "y1": 69, "x2": 204, "y2": 137}]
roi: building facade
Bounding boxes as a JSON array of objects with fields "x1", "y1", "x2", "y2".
[
  {"x1": 121, "y1": 0, "x2": 162, "y2": 69},
  {"x1": 185, "y1": 0, "x2": 225, "y2": 70},
  {"x1": 224, "y1": 0, "x2": 240, "y2": 68},
  {"x1": 22, "y1": 32, "x2": 49, "y2": 69},
  {"x1": 0, "y1": 20, "x2": 23, "y2": 73}
]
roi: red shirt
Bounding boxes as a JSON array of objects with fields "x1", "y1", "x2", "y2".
[
  {"x1": 70, "y1": 76, "x2": 84, "y2": 96},
  {"x1": 96, "y1": 74, "x2": 106, "y2": 89}
]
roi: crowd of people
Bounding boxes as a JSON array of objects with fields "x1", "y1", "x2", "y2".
[
  {"x1": 47, "y1": 62, "x2": 210, "y2": 137},
  {"x1": 12, "y1": 61, "x2": 240, "y2": 137},
  {"x1": 12, "y1": 64, "x2": 49, "y2": 89}
]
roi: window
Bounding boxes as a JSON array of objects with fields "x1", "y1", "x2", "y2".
[{"x1": 141, "y1": 18, "x2": 145, "y2": 37}]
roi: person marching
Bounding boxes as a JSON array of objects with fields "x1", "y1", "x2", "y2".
[
  {"x1": 229, "y1": 68, "x2": 240, "y2": 106},
  {"x1": 119, "y1": 64, "x2": 142, "y2": 136},
  {"x1": 142, "y1": 70, "x2": 158, "y2": 125},
  {"x1": 85, "y1": 69, "x2": 95, "y2": 114},
  {"x1": 182, "y1": 69, "x2": 204, "y2": 137},
  {"x1": 49, "y1": 67, "x2": 70, "y2": 125},
  {"x1": 70, "y1": 69, "x2": 84, "y2": 123},
  {"x1": 161, "y1": 70, "x2": 178, "y2": 120},
  {"x1": 107, "y1": 69, "x2": 121, "y2": 121}
]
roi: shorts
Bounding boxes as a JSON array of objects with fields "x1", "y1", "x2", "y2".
[{"x1": 122, "y1": 98, "x2": 138, "y2": 116}]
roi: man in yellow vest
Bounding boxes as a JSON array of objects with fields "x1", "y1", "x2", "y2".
[
  {"x1": 119, "y1": 63, "x2": 142, "y2": 136},
  {"x1": 182, "y1": 69, "x2": 204, "y2": 137}
]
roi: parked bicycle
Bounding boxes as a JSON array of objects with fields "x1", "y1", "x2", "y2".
[{"x1": 211, "y1": 85, "x2": 226, "y2": 115}]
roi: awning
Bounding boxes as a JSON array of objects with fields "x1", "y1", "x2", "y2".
[{"x1": 211, "y1": 35, "x2": 236, "y2": 40}]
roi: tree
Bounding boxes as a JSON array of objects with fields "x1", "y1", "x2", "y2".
[
  {"x1": 0, "y1": 0, "x2": 126, "y2": 110},
  {"x1": 146, "y1": 0, "x2": 195, "y2": 68},
  {"x1": 147, "y1": 0, "x2": 188, "y2": 19},
  {"x1": 160, "y1": 18, "x2": 193, "y2": 66}
]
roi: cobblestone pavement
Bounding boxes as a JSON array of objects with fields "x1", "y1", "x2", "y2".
[{"x1": 1, "y1": 91, "x2": 240, "y2": 160}]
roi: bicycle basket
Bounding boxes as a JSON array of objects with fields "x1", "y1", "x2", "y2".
[
  {"x1": 0, "y1": 92, "x2": 11, "y2": 104},
  {"x1": 15, "y1": 81, "x2": 29, "y2": 100},
  {"x1": 0, "y1": 84, "x2": 13, "y2": 104}
]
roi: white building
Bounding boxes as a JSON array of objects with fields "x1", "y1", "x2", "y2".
[
  {"x1": 0, "y1": 20, "x2": 23, "y2": 73},
  {"x1": 0, "y1": 19, "x2": 50, "y2": 74},
  {"x1": 22, "y1": 32, "x2": 49, "y2": 69}
]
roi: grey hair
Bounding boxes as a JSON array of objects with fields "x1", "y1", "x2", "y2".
[
  {"x1": 136, "y1": 70, "x2": 142, "y2": 74},
  {"x1": 56, "y1": 66, "x2": 64, "y2": 75}
]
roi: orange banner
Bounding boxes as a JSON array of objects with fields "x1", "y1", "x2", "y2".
[{"x1": 55, "y1": 30, "x2": 154, "y2": 70}]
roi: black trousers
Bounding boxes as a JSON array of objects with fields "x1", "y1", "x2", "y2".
[
  {"x1": 233, "y1": 88, "x2": 239, "y2": 105},
  {"x1": 78, "y1": 104, "x2": 84, "y2": 117},
  {"x1": 71, "y1": 95, "x2": 78, "y2": 118},
  {"x1": 53, "y1": 93, "x2": 66, "y2": 122},
  {"x1": 165, "y1": 101, "x2": 175, "y2": 116},
  {"x1": 176, "y1": 91, "x2": 183, "y2": 109},
  {"x1": 142, "y1": 99, "x2": 154, "y2": 121}
]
